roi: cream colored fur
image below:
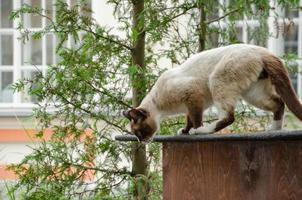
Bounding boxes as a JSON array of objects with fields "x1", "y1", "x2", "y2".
[{"x1": 137, "y1": 44, "x2": 284, "y2": 137}]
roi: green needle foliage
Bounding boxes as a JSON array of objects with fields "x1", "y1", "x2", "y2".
[{"x1": 7, "y1": 0, "x2": 300, "y2": 199}]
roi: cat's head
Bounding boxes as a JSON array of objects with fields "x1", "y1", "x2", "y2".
[{"x1": 123, "y1": 108, "x2": 158, "y2": 143}]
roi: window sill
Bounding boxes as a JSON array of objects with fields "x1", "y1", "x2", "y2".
[{"x1": 0, "y1": 105, "x2": 35, "y2": 117}]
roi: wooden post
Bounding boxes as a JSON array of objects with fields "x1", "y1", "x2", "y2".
[{"x1": 116, "y1": 131, "x2": 302, "y2": 200}]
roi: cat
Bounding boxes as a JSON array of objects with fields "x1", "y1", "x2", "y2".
[{"x1": 123, "y1": 44, "x2": 302, "y2": 143}]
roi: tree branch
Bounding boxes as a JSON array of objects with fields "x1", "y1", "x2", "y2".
[
  {"x1": 83, "y1": 80, "x2": 132, "y2": 109},
  {"x1": 61, "y1": 95, "x2": 131, "y2": 134},
  {"x1": 84, "y1": 26, "x2": 133, "y2": 51},
  {"x1": 205, "y1": 8, "x2": 242, "y2": 25},
  {"x1": 35, "y1": 9, "x2": 133, "y2": 51},
  {"x1": 143, "y1": 3, "x2": 197, "y2": 33}
]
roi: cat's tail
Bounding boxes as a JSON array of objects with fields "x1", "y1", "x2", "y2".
[{"x1": 262, "y1": 54, "x2": 302, "y2": 120}]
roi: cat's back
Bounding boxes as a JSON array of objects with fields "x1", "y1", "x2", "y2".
[
  {"x1": 179, "y1": 44, "x2": 267, "y2": 75},
  {"x1": 155, "y1": 44, "x2": 267, "y2": 85}
]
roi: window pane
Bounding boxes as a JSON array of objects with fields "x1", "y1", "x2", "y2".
[
  {"x1": 207, "y1": 0, "x2": 219, "y2": 21},
  {"x1": 287, "y1": 62, "x2": 299, "y2": 93},
  {"x1": 21, "y1": 70, "x2": 39, "y2": 103},
  {"x1": 22, "y1": 36, "x2": 42, "y2": 65},
  {"x1": 0, "y1": 0, "x2": 13, "y2": 28},
  {"x1": 46, "y1": 34, "x2": 55, "y2": 65},
  {"x1": 70, "y1": 33, "x2": 84, "y2": 49},
  {"x1": 228, "y1": 0, "x2": 244, "y2": 20},
  {"x1": 228, "y1": 27, "x2": 243, "y2": 43},
  {"x1": 248, "y1": 26, "x2": 267, "y2": 47},
  {"x1": 236, "y1": 27, "x2": 243, "y2": 43},
  {"x1": 285, "y1": 6, "x2": 299, "y2": 18},
  {"x1": 81, "y1": 0, "x2": 92, "y2": 17},
  {"x1": 46, "y1": 0, "x2": 54, "y2": 26},
  {"x1": 207, "y1": 29, "x2": 219, "y2": 48},
  {"x1": 56, "y1": 36, "x2": 67, "y2": 63},
  {"x1": 0, "y1": 71, "x2": 13, "y2": 102},
  {"x1": 0, "y1": 35, "x2": 13, "y2": 65},
  {"x1": 22, "y1": 0, "x2": 42, "y2": 28},
  {"x1": 284, "y1": 25, "x2": 298, "y2": 54},
  {"x1": 70, "y1": 0, "x2": 77, "y2": 7}
]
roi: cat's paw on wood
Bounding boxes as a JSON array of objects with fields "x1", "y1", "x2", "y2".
[
  {"x1": 177, "y1": 128, "x2": 190, "y2": 135},
  {"x1": 266, "y1": 120, "x2": 283, "y2": 131},
  {"x1": 189, "y1": 126, "x2": 214, "y2": 135},
  {"x1": 177, "y1": 128, "x2": 184, "y2": 135}
]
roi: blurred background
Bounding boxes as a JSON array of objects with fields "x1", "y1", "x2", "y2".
[{"x1": 0, "y1": 0, "x2": 301, "y2": 199}]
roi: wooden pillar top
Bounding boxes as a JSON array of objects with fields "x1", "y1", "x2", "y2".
[{"x1": 115, "y1": 130, "x2": 302, "y2": 143}]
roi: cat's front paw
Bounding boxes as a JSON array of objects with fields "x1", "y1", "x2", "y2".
[
  {"x1": 266, "y1": 120, "x2": 283, "y2": 131},
  {"x1": 265, "y1": 124, "x2": 274, "y2": 131},
  {"x1": 177, "y1": 128, "x2": 189, "y2": 135},
  {"x1": 189, "y1": 126, "x2": 214, "y2": 135},
  {"x1": 177, "y1": 128, "x2": 184, "y2": 135},
  {"x1": 189, "y1": 128, "x2": 197, "y2": 135}
]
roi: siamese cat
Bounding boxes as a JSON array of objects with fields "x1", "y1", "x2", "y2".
[{"x1": 123, "y1": 44, "x2": 302, "y2": 143}]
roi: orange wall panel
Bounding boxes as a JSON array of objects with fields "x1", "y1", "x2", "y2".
[{"x1": 0, "y1": 129, "x2": 53, "y2": 142}]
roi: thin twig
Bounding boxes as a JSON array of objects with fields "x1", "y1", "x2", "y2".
[{"x1": 205, "y1": 8, "x2": 241, "y2": 25}]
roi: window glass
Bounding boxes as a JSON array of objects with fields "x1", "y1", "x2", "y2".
[
  {"x1": 22, "y1": 36, "x2": 42, "y2": 65},
  {"x1": 206, "y1": 28, "x2": 219, "y2": 49},
  {"x1": 0, "y1": 71, "x2": 13, "y2": 102},
  {"x1": 81, "y1": 0, "x2": 92, "y2": 17},
  {"x1": 285, "y1": 6, "x2": 299, "y2": 18},
  {"x1": 0, "y1": 0, "x2": 13, "y2": 28},
  {"x1": 46, "y1": 0, "x2": 54, "y2": 26},
  {"x1": 22, "y1": 0, "x2": 42, "y2": 28},
  {"x1": 248, "y1": 26, "x2": 267, "y2": 47},
  {"x1": 0, "y1": 35, "x2": 13, "y2": 65},
  {"x1": 228, "y1": 0, "x2": 244, "y2": 20},
  {"x1": 236, "y1": 27, "x2": 243, "y2": 43},
  {"x1": 56, "y1": 36, "x2": 68, "y2": 63},
  {"x1": 207, "y1": 0, "x2": 219, "y2": 21},
  {"x1": 229, "y1": 27, "x2": 243, "y2": 43},
  {"x1": 21, "y1": 70, "x2": 40, "y2": 103},
  {"x1": 70, "y1": 32, "x2": 85, "y2": 49},
  {"x1": 46, "y1": 34, "x2": 55, "y2": 65},
  {"x1": 287, "y1": 62, "x2": 299, "y2": 93},
  {"x1": 284, "y1": 25, "x2": 298, "y2": 54},
  {"x1": 70, "y1": 0, "x2": 78, "y2": 7}
]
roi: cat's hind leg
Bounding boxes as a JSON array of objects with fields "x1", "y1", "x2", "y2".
[
  {"x1": 269, "y1": 98, "x2": 284, "y2": 130},
  {"x1": 247, "y1": 96, "x2": 284, "y2": 131},
  {"x1": 243, "y1": 80, "x2": 285, "y2": 130}
]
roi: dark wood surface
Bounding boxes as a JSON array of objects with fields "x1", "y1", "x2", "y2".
[
  {"x1": 163, "y1": 141, "x2": 302, "y2": 200},
  {"x1": 115, "y1": 130, "x2": 302, "y2": 142}
]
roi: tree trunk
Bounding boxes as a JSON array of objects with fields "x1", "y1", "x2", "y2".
[
  {"x1": 130, "y1": 0, "x2": 149, "y2": 199},
  {"x1": 131, "y1": 0, "x2": 146, "y2": 107},
  {"x1": 198, "y1": 2, "x2": 206, "y2": 52}
]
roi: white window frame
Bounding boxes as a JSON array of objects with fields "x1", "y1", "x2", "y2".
[{"x1": 0, "y1": 0, "x2": 83, "y2": 116}]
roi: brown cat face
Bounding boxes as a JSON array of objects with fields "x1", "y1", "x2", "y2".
[{"x1": 123, "y1": 108, "x2": 157, "y2": 143}]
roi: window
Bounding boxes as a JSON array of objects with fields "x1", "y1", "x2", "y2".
[
  {"x1": 284, "y1": 24, "x2": 298, "y2": 54},
  {"x1": 0, "y1": 0, "x2": 91, "y2": 114},
  {"x1": 0, "y1": 0, "x2": 14, "y2": 105}
]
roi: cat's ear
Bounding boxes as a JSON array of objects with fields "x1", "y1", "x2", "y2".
[{"x1": 123, "y1": 108, "x2": 149, "y2": 122}]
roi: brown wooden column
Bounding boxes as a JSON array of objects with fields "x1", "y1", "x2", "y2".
[{"x1": 116, "y1": 130, "x2": 302, "y2": 200}]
